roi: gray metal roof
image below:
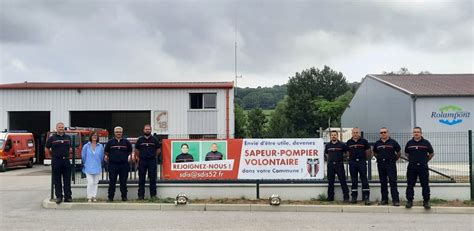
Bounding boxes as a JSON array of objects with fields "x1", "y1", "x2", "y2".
[
  {"x1": 0, "y1": 82, "x2": 234, "y2": 89},
  {"x1": 368, "y1": 74, "x2": 474, "y2": 97}
]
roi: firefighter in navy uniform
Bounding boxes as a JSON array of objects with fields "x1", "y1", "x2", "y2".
[
  {"x1": 45, "y1": 122, "x2": 73, "y2": 204},
  {"x1": 346, "y1": 127, "x2": 372, "y2": 205},
  {"x1": 373, "y1": 127, "x2": 401, "y2": 206},
  {"x1": 104, "y1": 126, "x2": 132, "y2": 202},
  {"x1": 134, "y1": 124, "x2": 160, "y2": 200},
  {"x1": 175, "y1": 143, "x2": 194, "y2": 162},
  {"x1": 205, "y1": 143, "x2": 223, "y2": 161},
  {"x1": 324, "y1": 130, "x2": 349, "y2": 202},
  {"x1": 405, "y1": 127, "x2": 434, "y2": 209}
]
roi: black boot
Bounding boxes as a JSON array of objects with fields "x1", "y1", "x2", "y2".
[
  {"x1": 423, "y1": 200, "x2": 431, "y2": 210},
  {"x1": 378, "y1": 200, "x2": 388, "y2": 205},
  {"x1": 405, "y1": 200, "x2": 413, "y2": 209},
  {"x1": 343, "y1": 196, "x2": 349, "y2": 203},
  {"x1": 364, "y1": 199, "x2": 371, "y2": 205},
  {"x1": 351, "y1": 197, "x2": 357, "y2": 204},
  {"x1": 55, "y1": 198, "x2": 63, "y2": 204}
]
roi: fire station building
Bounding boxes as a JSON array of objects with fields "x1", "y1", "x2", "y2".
[{"x1": 0, "y1": 81, "x2": 235, "y2": 146}]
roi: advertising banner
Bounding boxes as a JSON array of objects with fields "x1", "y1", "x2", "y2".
[{"x1": 162, "y1": 138, "x2": 324, "y2": 180}]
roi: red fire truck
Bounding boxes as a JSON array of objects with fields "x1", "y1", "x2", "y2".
[{"x1": 43, "y1": 127, "x2": 109, "y2": 166}]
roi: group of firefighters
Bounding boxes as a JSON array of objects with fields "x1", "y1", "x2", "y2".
[
  {"x1": 46, "y1": 122, "x2": 160, "y2": 203},
  {"x1": 46, "y1": 122, "x2": 434, "y2": 209},
  {"x1": 325, "y1": 127, "x2": 434, "y2": 209}
]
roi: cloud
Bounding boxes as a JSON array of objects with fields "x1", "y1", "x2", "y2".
[{"x1": 0, "y1": 0, "x2": 472, "y2": 86}]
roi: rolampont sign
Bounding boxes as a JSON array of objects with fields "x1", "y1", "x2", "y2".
[{"x1": 431, "y1": 105, "x2": 471, "y2": 126}]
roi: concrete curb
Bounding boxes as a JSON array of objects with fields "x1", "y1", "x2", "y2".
[{"x1": 42, "y1": 199, "x2": 474, "y2": 214}]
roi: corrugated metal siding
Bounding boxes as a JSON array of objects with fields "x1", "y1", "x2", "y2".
[
  {"x1": 187, "y1": 110, "x2": 218, "y2": 134},
  {"x1": 0, "y1": 88, "x2": 234, "y2": 136}
]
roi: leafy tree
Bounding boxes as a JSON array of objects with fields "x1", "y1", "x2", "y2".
[
  {"x1": 235, "y1": 85, "x2": 287, "y2": 110},
  {"x1": 313, "y1": 91, "x2": 353, "y2": 129},
  {"x1": 382, "y1": 67, "x2": 412, "y2": 75},
  {"x1": 285, "y1": 66, "x2": 349, "y2": 137},
  {"x1": 247, "y1": 108, "x2": 267, "y2": 138},
  {"x1": 234, "y1": 103, "x2": 248, "y2": 138},
  {"x1": 348, "y1": 82, "x2": 360, "y2": 94},
  {"x1": 266, "y1": 97, "x2": 290, "y2": 138}
]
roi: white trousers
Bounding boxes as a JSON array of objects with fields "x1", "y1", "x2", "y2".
[{"x1": 86, "y1": 173, "x2": 100, "y2": 199}]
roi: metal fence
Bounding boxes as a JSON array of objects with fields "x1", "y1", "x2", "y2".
[
  {"x1": 363, "y1": 131, "x2": 470, "y2": 183},
  {"x1": 68, "y1": 131, "x2": 469, "y2": 184},
  {"x1": 49, "y1": 131, "x2": 472, "y2": 200}
]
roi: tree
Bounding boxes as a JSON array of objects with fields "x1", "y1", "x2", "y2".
[
  {"x1": 348, "y1": 82, "x2": 360, "y2": 94},
  {"x1": 247, "y1": 108, "x2": 267, "y2": 138},
  {"x1": 235, "y1": 85, "x2": 287, "y2": 110},
  {"x1": 313, "y1": 91, "x2": 353, "y2": 129},
  {"x1": 234, "y1": 103, "x2": 248, "y2": 138},
  {"x1": 285, "y1": 66, "x2": 349, "y2": 137},
  {"x1": 382, "y1": 67, "x2": 412, "y2": 75},
  {"x1": 266, "y1": 97, "x2": 290, "y2": 138}
]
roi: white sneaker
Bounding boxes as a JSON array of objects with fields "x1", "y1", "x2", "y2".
[
  {"x1": 92, "y1": 197, "x2": 97, "y2": 202},
  {"x1": 87, "y1": 199, "x2": 92, "y2": 203}
]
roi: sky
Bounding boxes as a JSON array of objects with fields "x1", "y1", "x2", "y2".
[{"x1": 1, "y1": 0, "x2": 473, "y2": 87}]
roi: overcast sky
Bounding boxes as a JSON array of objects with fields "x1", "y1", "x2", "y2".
[{"x1": 1, "y1": 0, "x2": 472, "y2": 87}]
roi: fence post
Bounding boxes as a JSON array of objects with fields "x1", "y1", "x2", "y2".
[
  {"x1": 469, "y1": 130, "x2": 473, "y2": 201},
  {"x1": 36, "y1": 138, "x2": 40, "y2": 164},
  {"x1": 72, "y1": 136, "x2": 76, "y2": 184},
  {"x1": 362, "y1": 131, "x2": 372, "y2": 181},
  {"x1": 50, "y1": 168, "x2": 54, "y2": 200},
  {"x1": 256, "y1": 181, "x2": 260, "y2": 199}
]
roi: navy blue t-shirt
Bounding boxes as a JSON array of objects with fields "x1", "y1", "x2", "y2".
[
  {"x1": 105, "y1": 138, "x2": 132, "y2": 164},
  {"x1": 135, "y1": 135, "x2": 159, "y2": 159},
  {"x1": 175, "y1": 153, "x2": 194, "y2": 163},
  {"x1": 45, "y1": 134, "x2": 71, "y2": 159},
  {"x1": 404, "y1": 137, "x2": 434, "y2": 165},
  {"x1": 346, "y1": 138, "x2": 370, "y2": 161},
  {"x1": 373, "y1": 138, "x2": 401, "y2": 161},
  {"x1": 324, "y1": 141, "x2": 347, "y2": 163},
  {"x1": 205, "y1": 151, "x2": 223, "y2": 161}
]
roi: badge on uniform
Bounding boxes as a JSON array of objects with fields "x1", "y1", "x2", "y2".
[
  {"x1": 61, "y1": 140, "x2": 64, "y2": 143},
  {"x1": 146, "y1": 144, "x2": 149, "y2": 146}
]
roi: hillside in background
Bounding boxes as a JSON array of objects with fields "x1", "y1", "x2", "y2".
[{"x1": 234, "y1": 85, "x2": 287, "y2": 110}]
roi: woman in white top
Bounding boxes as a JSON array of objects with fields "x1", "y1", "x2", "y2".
[{"x1": 81, "y1": 132, "x2": 104, "y2": 202}]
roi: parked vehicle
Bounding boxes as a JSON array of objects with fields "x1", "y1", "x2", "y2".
[
  {"x1": 44, "y1": 127, "x2": 109, "y2": 166},
  {"x1": 0, "y1": 131, "x2": 36, "y2": 172}
]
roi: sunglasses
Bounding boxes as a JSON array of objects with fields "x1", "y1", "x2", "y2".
[{"x1": 380, "y1": 131, "x2": 387, "y2": 134}]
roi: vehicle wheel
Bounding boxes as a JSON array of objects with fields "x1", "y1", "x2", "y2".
[
  {"x1": 0, "y1": 161, "x2": 7, "y2": 172},
  {"x1": 26, "y1": 158, "x2": 34, "y2": 168}
]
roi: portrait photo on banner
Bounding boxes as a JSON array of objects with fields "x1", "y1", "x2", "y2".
[{"x1": 172, "y1": 141, "x2": 200, "y2": 163}]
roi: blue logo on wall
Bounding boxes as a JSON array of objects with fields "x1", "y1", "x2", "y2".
[{"x1": 431, "y1": 105, "x2": 471, "y2": 126}]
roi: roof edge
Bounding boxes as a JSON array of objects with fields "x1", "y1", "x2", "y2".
[
  {"x1": 0, "y1": 82, "x2": 235, "y2": 90},
  {"x1": 366, "y1": 74, "x2": 414, "y2": 96}
]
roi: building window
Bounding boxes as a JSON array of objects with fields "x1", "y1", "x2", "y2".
[
  {"x1": 190, "y1": 93, "x2": 217, "y2": 109},
  {"x1": 189, "y1": 134, "x2": 218, "y2": 139}
]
